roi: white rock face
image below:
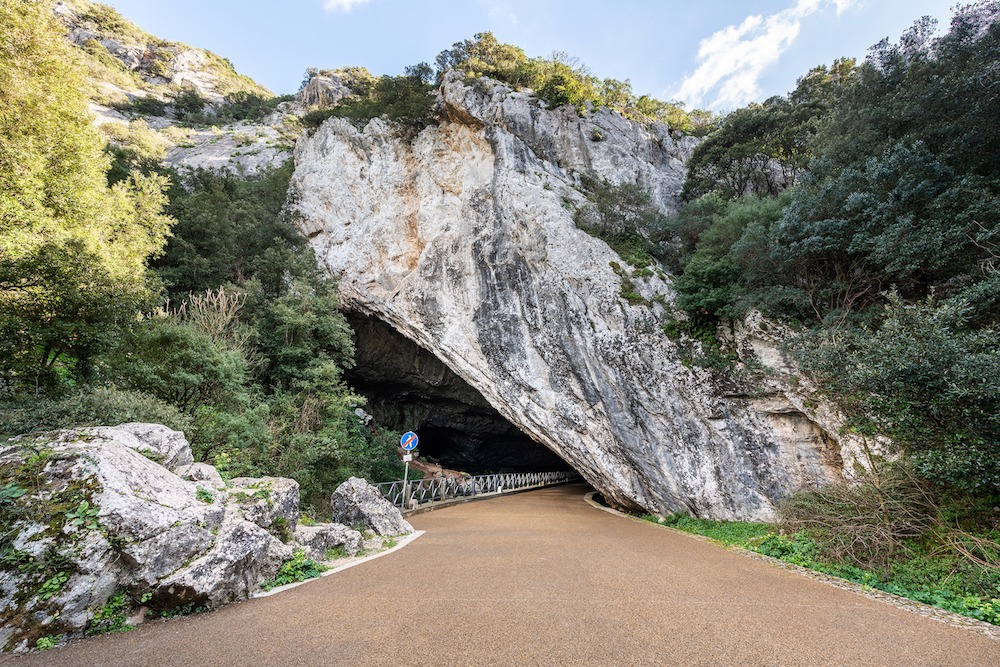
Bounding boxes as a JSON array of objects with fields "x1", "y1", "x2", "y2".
[
  {"x1": 114, "y1": 422, "x2": 194, "y2": 471},
  {"x1": 227, "y1": 477, "x2": 301, "y2": 535},
  {"x1": 176, "y1": 462, "x2": 226, "y2": 489},
  {"x1": 291, "y1": 73, "x2": 848, "y2": 520},
  {"x1": 0, "y1": 426, "x2": 297, "y2": 652},
  {"x1": 162, "y1": 121, "x2": 294, "y2": 175}
]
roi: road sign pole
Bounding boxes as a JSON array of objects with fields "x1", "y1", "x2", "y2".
[
  {"x1": 402, "y1": 459, "x2": 409, "y2": 509},
  {"x1": 399, "y1": 431, "x2": 419, "y2": 510}
]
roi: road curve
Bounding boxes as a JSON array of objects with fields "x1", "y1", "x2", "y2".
[{"x1": 3, "y1": 483, "x2": 998, "y2": 666}]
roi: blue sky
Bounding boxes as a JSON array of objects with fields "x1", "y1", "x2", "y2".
[{"x1": 102, "y1": 0, "x2": 959, "y2": 111}]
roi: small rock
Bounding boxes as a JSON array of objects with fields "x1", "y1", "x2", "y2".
[{"x1": 227, "y1": 477, "x2": 300, "y2": 536}]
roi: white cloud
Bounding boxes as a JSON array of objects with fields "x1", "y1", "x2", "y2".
[
  {"x1": 324, "y1": 0, "x2": 373, "y2": 12},
  {"x1": 833, "y1": 0, "x2": 862, "y2": 16},
  {"x1": 672, "y1": 0, "x2": 860, "y2": 110}
]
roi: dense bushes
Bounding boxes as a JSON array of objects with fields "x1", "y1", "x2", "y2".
[{"x1": 0, "y1": 0, "x2": 172, "y2": 395}]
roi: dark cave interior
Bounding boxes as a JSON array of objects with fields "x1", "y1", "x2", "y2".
[{"x1": 345, "y1": 313, "x2": 574, "y2": 475}]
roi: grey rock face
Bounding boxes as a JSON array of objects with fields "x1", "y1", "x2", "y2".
[
  {"x1": 291, "y1": 73, "x2": 848, "y2": 521},
  {"x1": 227, "y1": 477, "x2": 300, "y2": 535},
  {"x1": 0, "y1": 426, "x2": 298, "y2": 653},
  {"x1": 176, "y1": 462, "x2": 226, "y2": 489},
  {"x1": 114, "y1": 422, "x2": 194, "y2": 471},
  {"x1": 293, "y1": 523, "x2": 364, "y2": 560},
  {"x1": 157, "y1": 513, "x2": 293, "y2": 607},
  {"x1": 298, "y1": 72, "x2": 353, "y2": 108},
  {"x1": 331, "y1": 478, "x2": 414, "y2": 536}
]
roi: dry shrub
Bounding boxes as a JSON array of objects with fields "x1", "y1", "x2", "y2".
[
  {"x1": 171, "y1": 286, "x2": 250, "y2": 353},
  {"x1": 779, "y1": 463, "x2": 938, "y2": 573}
]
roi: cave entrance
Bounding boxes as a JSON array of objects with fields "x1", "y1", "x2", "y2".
[{"x1": 345, "y1": 313, "x2": 574, "y2": 475}]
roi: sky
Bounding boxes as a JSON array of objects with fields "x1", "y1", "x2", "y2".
[{"x1": 102, "y1": 0, "x2": 960, "y2": 111}]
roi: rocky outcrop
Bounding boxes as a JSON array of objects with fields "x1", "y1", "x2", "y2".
[
  {"x1": 297, "y1": 71, "x2": 353, "y2": 108},
  {"x1": 161, "y1": 122, "x2": 295, "y2": 175},
  {"x1": 0, "y1": 426, "x2": 295, "y2": 653},
  {"x1": 227, "y1": 477, "x2": 301, "y2": 536},
  {"x1": 291, "y1": 72, "x2": 847, "y2": 521},
  {"x1": 331, "y1": 478, "x2": 414, "y2": 537}
]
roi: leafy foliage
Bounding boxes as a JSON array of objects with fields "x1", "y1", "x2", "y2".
[
  {"x1": 261, "y1": 550, "x2": 325, "y2": 590},
  {"x1": 683, "y1": 59, "x2": 855, "y2": 200},
  {"x1": 803, "y1": 295, "x2": 1000, "y2": 492},
  {"x1": 573, "y1": 178, "x2": 671, "y2": 268},
  {"x1": 436, "y1": 32, "x2": 716, "y2": 133},
  {"x1": 85, "y1": 590, "x2": 132, "y2": 636},
  {"x1": 0, "y1": 387, "x2": 191, "y2": 440},
  {"x1": 665, "y1": 6, "x2": 1000, "y2": 524},
  {"x1": 0, "y1": 0, "x2": 172, "y2": 393}
]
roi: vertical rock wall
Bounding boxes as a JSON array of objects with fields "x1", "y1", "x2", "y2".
[{"x1": 290, "y1": 73, "x2": 845, "y2": 520}]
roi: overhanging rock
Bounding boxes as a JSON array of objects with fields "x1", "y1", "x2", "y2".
[{"x1": 290, "y1": 73, "x2": 845, "y2": 520}]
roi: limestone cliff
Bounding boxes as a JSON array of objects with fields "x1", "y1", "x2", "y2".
[{"x1": 290, "y1": 72, "x2": 847, "y2": 521}]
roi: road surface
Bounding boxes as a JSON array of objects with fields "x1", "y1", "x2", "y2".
[{"x1": 4, "y1": 483, "x2": 998, "y2": 666}]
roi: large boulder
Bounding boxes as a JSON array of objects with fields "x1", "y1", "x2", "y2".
[
  {"x1": 331, "y1": 477, "x2": 413, "y2": 537},
  {"x1": 155, "y1": 513, "x2": 293, "y2": 607},
  {"x1": 0, "y1": 426, "x2": 298, "y2": 653}
]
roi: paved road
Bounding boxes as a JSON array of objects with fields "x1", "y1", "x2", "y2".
[{"x1": 4, "y1": 484, "x2": 999, "y2": 666}]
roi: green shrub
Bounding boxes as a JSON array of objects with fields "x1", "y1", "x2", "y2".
[
  {"x1": 0, "y1": 387, "x2": 192, "y2": 440},
  {"x1": 34, "y1": 635, "x2": 60, "y2": 651},
  {"x1": 650, "y1": 513, "x2": 773, "y2": 544},
  {"x1": 261, "y1": 550, "x2": 326, "y2": 590},
  {"x1": 435, "y1": 32, "x2": 716, "y2": 132},
  {"x1": 173, "y1": 88, "x2": 208, "y2": 122},
  {"x1": 129, "y1": 96, "x2": 168, "y2": 116}
]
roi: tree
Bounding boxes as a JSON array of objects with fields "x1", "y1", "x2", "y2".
[
  {"x1": 0, "y1": 0, "x2": 172, "y2": 392},
  {"x1": 805, "y1": 294, "x2": 1000, "y2": 493}
]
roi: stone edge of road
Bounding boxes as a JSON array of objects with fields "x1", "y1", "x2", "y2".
[
  {"x1": 582, "y1": 492, "x2": 1000, "y2": 642},
  {"x1": 253, "y1": 530, "x2": 426, "y2": 599}
]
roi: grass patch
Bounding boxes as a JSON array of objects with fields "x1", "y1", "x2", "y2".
[{"x1": 642, "y1": 513, "x2": 1000, "y2": 626}]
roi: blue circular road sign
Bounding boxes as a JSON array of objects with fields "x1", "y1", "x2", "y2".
[{"x1": 401, "y1": 431, "x2": 419, "y2": 451}]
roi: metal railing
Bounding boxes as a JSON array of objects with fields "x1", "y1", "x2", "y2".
[{"x1": 374, "y1": 471, "x2": 581, "y2": 510}]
